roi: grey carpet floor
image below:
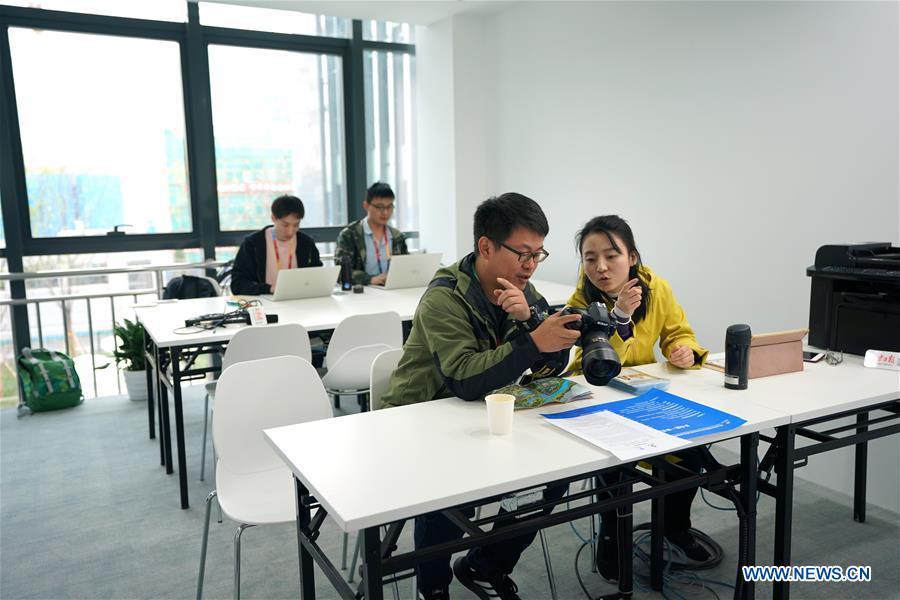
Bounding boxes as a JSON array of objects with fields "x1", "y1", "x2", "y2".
[{"x1": 1, "y1": 387, "x2": 898, "y2": 600}]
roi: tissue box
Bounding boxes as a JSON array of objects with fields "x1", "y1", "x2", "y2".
[{"x1": 749, "y1": 329, "x2": 807, "y2": 379}]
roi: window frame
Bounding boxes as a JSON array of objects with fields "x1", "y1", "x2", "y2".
[
  {"x1": 0, "y1": 3, "x2": 417, "y2": 261},
  {"x1": 0, "y1": 2, "x2": 416, "y2": 358}
]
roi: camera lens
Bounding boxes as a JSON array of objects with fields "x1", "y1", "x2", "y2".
[
  {"x1": 581, "y1": 332, "x2": 622, "y2": 386},
  {"x1": 560, "y1": 303, "x2": 622, "y2": 386}
]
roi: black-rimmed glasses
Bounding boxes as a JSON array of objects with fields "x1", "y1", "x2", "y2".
[{"x1": 494, "y1": 239, "x2": 550, "y2": 264}]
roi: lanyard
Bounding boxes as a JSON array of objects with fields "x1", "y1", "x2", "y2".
[
  {"x1": 470, "y1": 266, "x2": 503, "y2": 347},
  {"x1": 372, "y1": 229, "x2": 391, "y2": 274},
  {"x1": 272, "y1": 231, "x2": 293, "y2": 270}
]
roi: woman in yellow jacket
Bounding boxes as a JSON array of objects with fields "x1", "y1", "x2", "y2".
[{"x1": 568, "y1": 215, "x2": 711, "y2": 580}]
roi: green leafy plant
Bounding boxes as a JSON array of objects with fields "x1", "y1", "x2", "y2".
[{"x1": 113, "y1": 319, "x2": 146, "y2": 372}]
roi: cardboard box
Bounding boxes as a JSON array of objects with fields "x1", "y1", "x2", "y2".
[{"x1": 749, "y1": 329, "x2": 807, "y2": 379}]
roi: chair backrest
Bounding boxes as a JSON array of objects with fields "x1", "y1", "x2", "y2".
[
  {"x1": 369, "y1": 348, "x2": 403, "y2": 411},
  {"x1": 324, "y1": 311, "x2": 402, "y2": 368},
  {"x1": 222, "y1": 323, "x2": 312, "y2": 371},
  {"x1": 322, "y1": 343, "x2": 393, "y2": 392},
  {"x1": 213, "y1": 355, "x2": 331, "y2": 474}
]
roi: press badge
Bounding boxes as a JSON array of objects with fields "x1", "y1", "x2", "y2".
[{"x1": 248, "y1": 305, "x2": 267, "y2": 326}]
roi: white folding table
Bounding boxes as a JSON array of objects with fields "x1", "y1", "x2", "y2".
[
  {"x1": 136, "y1": 280, "x2": 572, "y2": 509},
  {"x1": 735, "y1": 355, "x2": 899, "y2": 599},
  {"x1": 266, "y1": 364, "x2": 791, "y2": 600}
]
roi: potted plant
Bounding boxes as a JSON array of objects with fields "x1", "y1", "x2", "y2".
[{"x1": 114, "y1": 318, "x2": 148, "y2": 401}]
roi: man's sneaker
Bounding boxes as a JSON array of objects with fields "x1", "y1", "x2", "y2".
[
  {"x1": 418, "y1": 587, "x2": 450, "y2": 600},
  {"x1": 665, "y1": 530, "x2": 711, "y2": 563},
  {"x1": 452, "y1": 556, "x2": 521, "y2": 600}
]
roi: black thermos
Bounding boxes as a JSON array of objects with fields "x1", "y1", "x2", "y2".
[
  {"x1": 724, "y1": 324, "x2": 751, "y2": 390},
  {"x1": 339, "y1": 257, "x2": 352, "y2": 292}
]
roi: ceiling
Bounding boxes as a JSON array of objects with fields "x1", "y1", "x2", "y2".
[{"x1": 192, "y1": 0, "x2": 515, "y2": 26}]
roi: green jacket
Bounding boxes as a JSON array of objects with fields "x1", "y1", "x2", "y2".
[
  {"x1": 334, "y1": 218, "x2": 408, "y2": 285},
  {"x1": 380, "y1": 253, "x2": 569, "y2": 408}
]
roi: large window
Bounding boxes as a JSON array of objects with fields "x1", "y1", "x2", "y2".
[
  {"x1": 364, "y1": 50, "x2": 416, "y2": 231},
  {"x1": 209, "y1": 45, "x2": 347, "y2": 230},
  {"x1": 0, "y1": 3, "x2": 418, "y2": 402},
  {"x1": 10, "y1": 29, "x2": 191, "y2": 238}
]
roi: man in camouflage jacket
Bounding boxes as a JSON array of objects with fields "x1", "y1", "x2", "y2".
[
  {"x1": 335, "y1": 182, "x2": 409, "y2": 285},
  {"x1": 380, "y1": 193, "x2": 581, "y2": 600}
]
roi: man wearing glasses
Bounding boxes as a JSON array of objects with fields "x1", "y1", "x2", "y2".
[
  {"x1": 381, "y1": 193, "x2": 581, "y2": 600},
  {"x1": 335, "y1": 181, "x2": 409, "y2": 285}
]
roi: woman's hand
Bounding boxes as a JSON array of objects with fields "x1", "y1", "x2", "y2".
[
  {"x1": 668, "y1": 344, "x2": 695, "y2": 369},
  {"x1": 614, "y1": 278, "x2": 642, "y2": 317}
]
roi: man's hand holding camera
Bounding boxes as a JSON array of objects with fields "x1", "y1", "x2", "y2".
[{"x1": 530, "y1": 312, "x2": 582, "y2": 353}]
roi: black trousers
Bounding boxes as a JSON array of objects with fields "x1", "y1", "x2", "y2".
[
  {"x1": 414, "y1": 483, "x2": 568, "y2": 591},
  {"x1": 597, "y1": 449, "x2": 703, "y2": 553}
]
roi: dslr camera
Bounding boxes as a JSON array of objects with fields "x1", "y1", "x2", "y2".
[{"x1": 560, "y1": 302, "x2": 622, "y2": 386}]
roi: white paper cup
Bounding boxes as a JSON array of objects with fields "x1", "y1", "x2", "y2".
[{"x1": 485, "y1": 393, "x2": 515, "y2": 435}]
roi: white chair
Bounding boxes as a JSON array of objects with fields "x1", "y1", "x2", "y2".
[
  {"x1": 200, "y1": 324, "x2": 312, "y2": 481},
  {"x1": 368, "y1": 348, "x2": 403, "y2": 412},
  {"x1": 340, "y1": 348, "x2": 404, "y2": 574},
  {"x1": 322, "y1": 312, "x2": 402, "y2": 412},
  {"x1": 196, "y1": 355, "x2": 332, "y2": 600}
]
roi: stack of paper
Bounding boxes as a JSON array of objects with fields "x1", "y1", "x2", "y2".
[
  {"x1": 543, "y1": 409, "x2": 688, "y2": 460},
  {"x1": 542, "y1": 389, "x2": 747, "y2": 460}
]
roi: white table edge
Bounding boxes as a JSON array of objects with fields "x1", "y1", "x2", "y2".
[{"x1": 264, "y1": 413, "x2": 789, "y2": 532}]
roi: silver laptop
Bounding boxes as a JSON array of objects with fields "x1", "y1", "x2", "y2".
[
  {"x1": 379, "y1": 253, "x2": 442, "y2": 290},
  {"x1": 271, "y1": 266, "x2": 340, "y2": 301}
]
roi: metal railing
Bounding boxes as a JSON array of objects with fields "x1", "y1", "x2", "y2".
[
  {"x1": 0, "y1": 260, "x2": 229, "y2": 401},
  {"x1": 0, "y1": 250, "x2": 409, "y2": 402},
  {"x1": 0, "y1": 259, "x2": 229, "y2": 295}
]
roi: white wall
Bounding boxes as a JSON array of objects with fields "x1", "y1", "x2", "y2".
[
  {"x1": 416, "y1": 15, "x2": 496, "y2": 263},
  {"x1": 450, "y1": 15, "x2": 496, "y2": 257},
  {"x1": 415, "y1": 18, "x2": 458, "y2": 259},
  {"x1": 418, "y1": 1, "x2": 899, "y2": 512},
  {"x1": 490, "y1": 1, "x2": 899, "y2": 343}
]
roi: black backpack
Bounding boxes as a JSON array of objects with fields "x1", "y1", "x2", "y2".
[{"x1": 162, "y1": 275, "x2": 219, "y2": 300}]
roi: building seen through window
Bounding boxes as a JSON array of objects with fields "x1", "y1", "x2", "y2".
[
  {"x1": 10, "y1": 28, "x2": 191, "y2": 238},
  {"x1": 0, "y1": 2, "x2": 416, "y2": 403},
  {"x1": 209, "y1": 45, "x2": 347, "y2": 230}
]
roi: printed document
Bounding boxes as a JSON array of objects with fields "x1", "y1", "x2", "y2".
[
  {"x1": 542, "y1": 388, "x2": 747, "y2": 458},
  {"x1": 543, "y1": 409, "x2": 689, "y2": 460}
]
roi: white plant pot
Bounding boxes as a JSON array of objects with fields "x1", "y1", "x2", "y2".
[{"x1": 123, "y1": 369, "x2": 148, "y2": 401}]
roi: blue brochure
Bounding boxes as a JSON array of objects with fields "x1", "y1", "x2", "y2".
[{"x1": 543, "y1": 388, "x2": 746, "y2": 439}]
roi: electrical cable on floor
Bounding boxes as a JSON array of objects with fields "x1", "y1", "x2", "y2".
[
  {"x1": 574, "y1": 540, "x2": 594, "y2": 599},
  {"x1": 571, "y1": 520, "x2": 593, "y2": 544},
  {"x1": 570, "y1": 514, "x2": 736, "y2": 600},
  {"x1": 632, "y1": 530, "x2": 733, "y2": 598}
]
